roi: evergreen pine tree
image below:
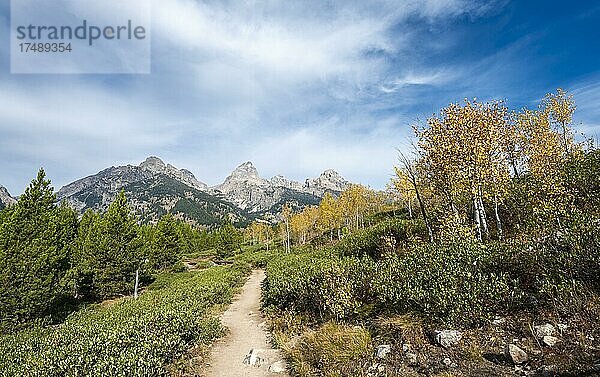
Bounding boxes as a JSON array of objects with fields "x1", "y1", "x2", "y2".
[
  {"x1": 0, "y1": 169, "x2": 75, "y2": 330},
  {"x1": 89, "y1": 191, "x2": 142, "y2": 299},
  {"x1": 150, "y1": 213, "x2": 182, "y2": 271}
]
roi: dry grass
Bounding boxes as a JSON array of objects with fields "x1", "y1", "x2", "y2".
[{"x1": 288, "y1": 322, "x2": 373, "y2": 377}]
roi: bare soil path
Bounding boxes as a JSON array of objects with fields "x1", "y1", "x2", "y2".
[{"x1": 204, "y1": 270, "x2": 288, "y2": 377}]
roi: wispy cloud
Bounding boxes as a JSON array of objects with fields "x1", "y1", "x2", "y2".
[{"x1": 1, "y1": 0, "x2": 598, "y2": 195}]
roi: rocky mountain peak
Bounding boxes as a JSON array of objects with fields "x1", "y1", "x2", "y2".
[
  {"x1": 304, "y1": 169, "x2": 349, "y2": 196},
  {"x1": 212, "y1": 162, "x2": 351, "y2": 213},
  {"x1": 138, "y1": 156, "x2": 207, "y2": 191},
  {"x1": 231, "y1": 161, "x2": 260, "y2": 180},
  {"x1": 0, "y1": 185, "x2": 17, "y2": 208},
  {"x1": 139, "y1": 156, "x2": 167, "y2": 172},
  {"x1": 320, "y1": 169, "x2": 342, "y2": 179},
  {"x1": 270, "y1": 175, "x2": 304, "y2": 191}
]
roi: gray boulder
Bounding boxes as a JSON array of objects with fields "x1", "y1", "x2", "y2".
[
  {"x1": 434, "y1": 330, "x2": 462, "y2": 348},
  {"x1": 505, "y1": 344, "x2": 528, "y2": 364}
]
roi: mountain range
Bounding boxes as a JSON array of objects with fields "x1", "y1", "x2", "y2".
[
  {"x1": 0, "y1": 185, "x2": 16, "y2": 210},
  {"x1": 42, "y1": 157, "x2": 351, "y2": 225}
]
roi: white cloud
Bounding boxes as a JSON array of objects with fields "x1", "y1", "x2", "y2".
[{"x1": 0, "y1": 0, "x2": 507, "y2": 194}]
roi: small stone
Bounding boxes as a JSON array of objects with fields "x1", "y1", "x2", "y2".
[
  {"x1": 505, "y1": 344, "x2": 528, "y2": 364},
  {"x1": 443, "y1": 357, "x2": 452, "y2": 366},
  {"x1": 269, "y1": 360, "x2": 286, "y2": 373},
  {"x1": 406, "y1": 352, "x2": 418, "y2": 364},
  {"x1": 402, "y1": 343, "x2": 410, "y2": 352},
  {"x1": 557, "y1": 323, "x2": 568, "y2": 332},
  {"x1": 376, "y1": 344, "x2": 392, "y2": 359},
  {"x1": 543, "y1": 365, "x2": 557, "y2": 372},
  {"x1": 514, "y1": 365, "x2": 523, "y2": 374},
  {"x1": 434, "y1": 330, "x2": 462, "y2": 348},
  {"x1": 492, "y1": 316, "x2": 506, "y2": 326},
  {"x1": 243, "y1": 349, "x2": 265, "y2": 367},
  {"x1": 542, "y1": 335, "x2": 559, "y2": 347},
  {"x1": 450, "y1": 362, "x2": 458, "y2": 368},
  {"x1": 534, "y1": 323, "x2": 555, "y2": 338}
]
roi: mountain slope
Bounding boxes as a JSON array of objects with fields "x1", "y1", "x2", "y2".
[
  {"x1": 57, "y1": 157, "x2": 352, "y2": 224},
  {"x1": 212, "y1": 162, "x2": 350, "y2": 214},
  {"x1": 0, "y1": 185, "x2": 16, "y2": 210},
  {"x1": 214, "y1": 162, "x2": 283, "y2": 213},
  {"x1": 57, "y1": 157, "x2": 249, "y2": 225}
]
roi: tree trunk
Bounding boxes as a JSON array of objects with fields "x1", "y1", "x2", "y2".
[
  {"x1": 285, "y1": 221, "x2": 291, "y2": 253},
  {"x1": 477, "y1": 186, "x2": 489, "y2": 238},
  {"x1": 134, "y1": 268, "x2": 140, "y2": 299},
  {"x1": 562, "y1": 121, "x2": 570, "y2": 155},
  {"x1": 494, "y1": 194, "x2": 503, "y2": 240},
  {"x1": 414, "y1": 186, "x2": 433, "y2": 242},
  {"x1": 474, "y1": 196, "x2": 482, "y2": 241}
]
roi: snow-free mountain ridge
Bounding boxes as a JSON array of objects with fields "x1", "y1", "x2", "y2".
[
  {"x1": 55, "y1": 157, "x2": 350, "y2": 224},
  {"x1": 0, "y1": 185, "x2": 16, "y2": 209}
]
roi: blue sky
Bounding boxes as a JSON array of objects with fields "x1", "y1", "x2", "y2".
[{"x1": 1, "y1": 0, "x2": 599, "y2": 194}]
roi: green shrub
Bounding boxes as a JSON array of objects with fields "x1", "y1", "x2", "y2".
[
  {"x1": 265, "y1": 239, "x2": 515, "y2": 327},
  {"x1": 263, "y1": 250, "x2": 376, "y2": 321},
  {"x1": 335, "y1": 218, "x2": 425, "y2": 259},
  {"x1": 374, "y1": 240, "x2": 513, "y2": 326},
  {"x1": 0, "y1": 266, "x2": 247, "y2": 376},
  {"x1": 234, "y1": 247, "x2": 278, "y2": 268}
]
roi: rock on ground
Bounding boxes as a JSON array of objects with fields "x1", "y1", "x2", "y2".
[
  {"x1": 505, "y1": 344, "x2": 528, "y2": 365},
  {"x1": 434, "y1": 330, "x2": 462, "y2": 348}
]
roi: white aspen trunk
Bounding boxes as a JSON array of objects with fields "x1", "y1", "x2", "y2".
[
  {"x1": 407, "y1": 200, "x2": 413, "y2": 219},
  {"x1": 134, "y1": 268, "x2": 140, "y2": 299},
  {"x1": 474, "y1": 196, "x2": 482, "y2": 241},
  {"x1": 479, "y1": 197, "x2": 489, "y2": 237},
  {"x1": 478, "y1": 185, "x2": 489, "y2": 238},
  {"x1": 494, "y1": 194, "x2": 503, "y2": 240}
]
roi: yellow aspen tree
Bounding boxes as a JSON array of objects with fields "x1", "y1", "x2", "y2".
[
  {"x1": 544, "y1": 88, "x2": 576, "y2": 155},
  {"x1": 281, "y1": 204, "x2": 293, "y2": 252},
  {"x1": 318, "y1": 192, "x2": 342, "y2": 241},
  {"x1": 416, "y1": 100, "x2": 511, "y2": 240}
]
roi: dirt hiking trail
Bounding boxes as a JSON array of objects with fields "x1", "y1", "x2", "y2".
[{"x1": 204, "y1": 269, "x2": 288, "y2": 377}]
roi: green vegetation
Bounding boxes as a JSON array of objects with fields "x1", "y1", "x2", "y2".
[
  {"x1": 263, "y1": 90, "x2": 600, "y2": 376},
  {"x1": 0, "y1": 167, "x2": 267, "y2": 375},
  {"x1": 0, "y1": 170, "x2": 77, "y2": 329},
  {"x1": 0, "y1": 265, "x2": 248, "y2": 376}
]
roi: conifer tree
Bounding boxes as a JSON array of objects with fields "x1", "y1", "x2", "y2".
[
  {"x1": 88, "y1": 191, "x2": 142, "y2": 299},
  {"x1": 0, "y1": 169, "x2": 75, "y2": 329},
  {"x1": 150, "y1": 213, "x2": 182, "y2": 271}
]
